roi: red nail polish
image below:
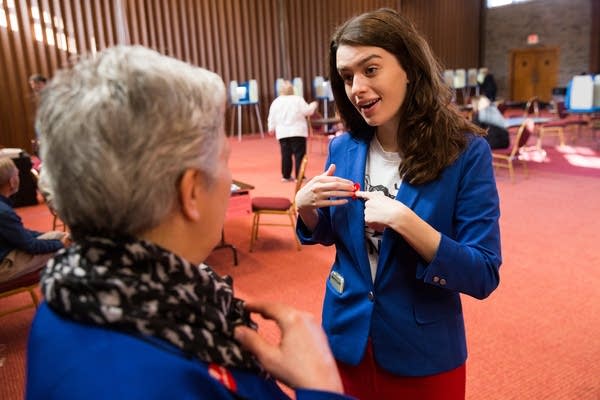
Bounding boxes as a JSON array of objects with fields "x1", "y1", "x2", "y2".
[{"x1": 352, "y1": 182, "x2": 360, "y2": 199}]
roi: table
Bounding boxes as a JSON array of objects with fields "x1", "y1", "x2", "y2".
[
  {"x1": 312, "y1": 117, "x2": 341, "y2": 131},
  {"x1": 212, "y1": 180, "x2": 254, "y2": 265},
  {"x1": 504, "y1": 116, "x2": 552, "y2": 129}
]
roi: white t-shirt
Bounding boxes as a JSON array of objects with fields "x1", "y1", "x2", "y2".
[
  {"x1": 364, "y1": 135, "x2": 402, "y2": 282},
  {"x1": 267, "y1": 95, "x2": 317, "y2": 140}
]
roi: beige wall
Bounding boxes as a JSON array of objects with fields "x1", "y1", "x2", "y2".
[{"x1": 483, "y1": 0, "x2": 595, "y2": 100}]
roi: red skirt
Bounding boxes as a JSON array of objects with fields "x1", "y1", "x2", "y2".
[{"x1": 337, "y1": 340, "x2": 466, "y2": 400}]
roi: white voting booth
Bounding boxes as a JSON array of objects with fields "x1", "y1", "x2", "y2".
[
  {"x1": 567, "y1": 74, "x2": 600, "y2": 111},
  {"x1": 229, "y1": 79, "x2": 264, "y2": 141},
  {"x1": 313, "y1": 76, "x2": 334, "y2": 119}
]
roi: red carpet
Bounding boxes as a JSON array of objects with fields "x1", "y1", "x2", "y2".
[{"x1": 1, "y1": 131, "x2": 599, "y2": 399}]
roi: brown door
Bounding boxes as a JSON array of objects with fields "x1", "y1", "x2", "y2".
[{"x1": 510, "y1": 47, "x2": 559, "y2": 102}]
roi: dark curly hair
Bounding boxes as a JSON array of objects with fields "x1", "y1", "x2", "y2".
[{"x1": 329, "y1": 8, "x2": 484, "y2": 185}]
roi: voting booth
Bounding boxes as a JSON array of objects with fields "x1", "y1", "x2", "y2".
[{"x1": 228, "y1": 79, "x2": 264, "y2": 141}]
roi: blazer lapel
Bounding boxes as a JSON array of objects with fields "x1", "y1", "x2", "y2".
[
  {"x1": 377, "y1": 179, "x2": 420, "y2": 276},
  {"x1": 342, "y1": 138, "x2": 372, "y2": 283}
]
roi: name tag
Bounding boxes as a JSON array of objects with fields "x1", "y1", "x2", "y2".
[{"x1": 329, "y1": 271, "x2": 345, "y2": 294}]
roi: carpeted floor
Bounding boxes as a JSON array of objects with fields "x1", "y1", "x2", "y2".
[{"x1": 1, "y1": 129, "x2": 599, "y2": 399}]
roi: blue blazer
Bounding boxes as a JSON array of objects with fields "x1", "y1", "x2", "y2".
[
  {"x1": 297, "y1": 133, "x2": 501, "y2": 377},
  {"x1": 27, "y1": 303, "x2": 353, "y2": 400}
]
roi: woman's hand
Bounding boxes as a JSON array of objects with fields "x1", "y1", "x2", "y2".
[
  {"x1": 295, "y1": 164, "x2": 355, "y2": 230},
  {"x1": 354, "y1": 190, "x2": 441, "y2": 263},
  {"x1": 354, "y1": 190, "x2": 405, "y2": 233},
  {"x1": 60, "y1": 233, "x2": 73, "y2": 247},
  {"x1": 234, "y1": 301, "x2": 344, "y2": 394}
]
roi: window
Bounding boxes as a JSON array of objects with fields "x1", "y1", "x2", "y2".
[{"x1": 487, "y1": 0, "x2": 532, "y2": 8}]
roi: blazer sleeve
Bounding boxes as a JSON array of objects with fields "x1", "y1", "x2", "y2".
[
  {"x1": 296, "y1": 208, "x2": 335, "y2": 246},
  {"x1": 296, "y1": 141, "x2": 337, "y2": 246},
  {"x1": 416, "y1": 138, "x2": 502, "y2": 299}
]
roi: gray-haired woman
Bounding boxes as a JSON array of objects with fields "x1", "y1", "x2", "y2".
[{"x1": 26, "y1": 45, "x2": 352, "y2": 400}]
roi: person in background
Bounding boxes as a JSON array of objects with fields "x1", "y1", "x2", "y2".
[
  {"x1": 295, "y1": 8, "x2": 501, "y2": 399},
  {"x1": 0, "y1": 157, "x2": 68, "y2": 283},
  {"x1": 28, "y1": 74, "x2": 47, "y2": 96},
  {"x1": 471, "y1": 95, "x2": 510, "y2": 149},
  {"x1": 479, "y1": 69, "x2": 497, "y2": 102},
  {"x1": 26, "y1": 45, "x2": 353, "y2": 400},
  {"x1": 28, "y1": 74, "x2": 48, "y2": 155},
  {"x1": 329, "y1": 111, "x2": 346, "y2": 138},
  {"x1": 268, "y1": 80, "x2": 318, "y2": 182}
]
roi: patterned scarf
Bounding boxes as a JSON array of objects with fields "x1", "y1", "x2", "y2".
[{"x1": 42, "y1": 236, "x2": 263, "y2": 372}]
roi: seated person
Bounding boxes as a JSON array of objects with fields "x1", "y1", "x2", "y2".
[
  {"x1": 329, "y1": 111, "x2": 346, "y2": 138},
  {"x1": 471, "y1": 95, "x2": 510, "y2": 150},
  {"x1": 26, "y1": 46, "x2": 352, "y2": 400},
  {"x1": 0, "y1": 157, "x2": 68, "y2": 283}
]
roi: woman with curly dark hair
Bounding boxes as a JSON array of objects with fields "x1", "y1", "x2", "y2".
[{"x1": 295, "y1": 8, "x2": 501, "y2": 399}]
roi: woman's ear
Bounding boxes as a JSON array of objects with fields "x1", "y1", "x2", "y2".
[
  {"x1": 9, "y1": 173, "x2": 20, "y2": 195},
  {"x1": 178, "y1": 169, "x2": 201, "y2": 221}
]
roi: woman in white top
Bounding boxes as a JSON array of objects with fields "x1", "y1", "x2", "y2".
[{"x1": 268, "y1": 81, "x2": 318, "y2": 181}]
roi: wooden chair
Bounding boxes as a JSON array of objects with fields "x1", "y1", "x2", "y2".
[
  {"x1": 249, "y1": 156, "x2": 308, "y2": 252},
  {"x1": 538, "y1": 101, "x2": 568, "y2": 148},
  {"x1": 492, "y1": 118, "x2": 534, "y2": 183},
  {"x1": 0, "y1": 269, "x2": 41, "y2": 318},
  {"x1": 523, "y1": 96, "x2": 540, "y2": 117}
]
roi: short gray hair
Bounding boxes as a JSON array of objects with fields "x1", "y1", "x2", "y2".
[
  {"x1": 0, "y1": 157, "x2": 18, "y2": 186},
  {"x1": 36, "y1": 45, "x2": 226, "y2": 239}
]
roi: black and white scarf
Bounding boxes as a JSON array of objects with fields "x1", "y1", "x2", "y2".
[{"x1": 42, "y1": 236, "x2": 262, "y2": 373}]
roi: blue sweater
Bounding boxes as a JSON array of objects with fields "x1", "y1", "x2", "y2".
[
  {"x1": 0, "y1": 195, "x2": 63, "y2": 260},
  {"x1": 27, "y1": 303, "x2": 353, "y2": 400}
]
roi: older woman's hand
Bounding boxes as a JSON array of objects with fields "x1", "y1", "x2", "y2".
[
  {"x1": 294, "y1": 164, "x2": 355, "y2": 231},
  {"x1": 234, "y1": 301, "x2": 344, "y2": 394},
  {"x1": 60, "y1": 233, "x2": 73, "y2": 247}
]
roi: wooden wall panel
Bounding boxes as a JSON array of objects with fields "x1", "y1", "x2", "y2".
[
  {"x1": 126, "y1": 0, "x2": 281, "y2": 132},
  {"x1": 2, "y1": 0, "x2": 485, "y2": 151},
  {"x1": 124, "y1": 0, "x2": 282, "y2": 135},
  {"x1": 284, "y1": 0, "x2": 401, "y2": 103},
  {"x1": 402, "y1": 0, "x2": 482, "y2": 70},
  {"x1": 1, "y1": 0, "x2": 120, "y2": 153}
]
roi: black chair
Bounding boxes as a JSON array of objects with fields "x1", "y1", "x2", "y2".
[{"x1": 10, "y1": 153, "x2": 38, "y2": 207}]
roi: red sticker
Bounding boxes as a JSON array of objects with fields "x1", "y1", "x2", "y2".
[
  {"x1": 208, "y1": 363, "x2": 237, "y2": 392},
  {"x1": 352, "y1": 182, "x2": 360, "y2": 199}
]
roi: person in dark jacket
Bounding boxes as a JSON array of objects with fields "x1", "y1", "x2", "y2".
[
  {"x1": 479, "y1": 69, "x2": 497, "y2": 102},
  {"x1": 26, "y1": 45, "x2": 353, "y2": 400},
  {"x1": 0, "y1": 157, "x2": 68, "y2": 283}
]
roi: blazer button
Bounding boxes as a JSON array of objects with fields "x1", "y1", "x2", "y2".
[
  {"x1": 368, "y1": 291, "x2": 374, "y2": 301},
  {"x1": 432, "y1": 276, "x2": 440, "y2": 283},
  {"x1": 439, "y1": 278, "x2": 447, "y2": 286}
]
